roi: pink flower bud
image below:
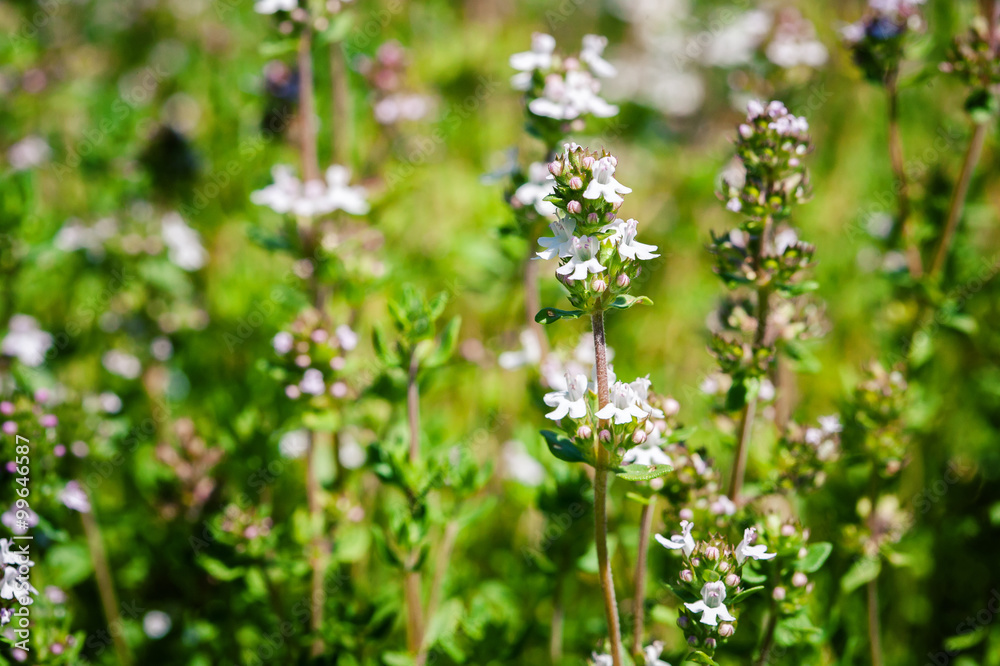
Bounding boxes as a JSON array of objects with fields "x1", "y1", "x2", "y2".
[
  {"x1": 680, "y1": 569, "x2": 694, "y2": 582},
  {"x1": 797, "y1": 547, "x2": 808, "y2": 559},
  {"x1": 677, "y1": 616, "x2": 690, "y2": 629},
  {"x1": 577, "y1": 425, "x2": 593, "y2": 439},
  {"x1": 631, "y1": 429, "x2": 647, "y2": 444},
  {"x1": 773, "y1": 586, "x2": 786, "y2": 601},
  {"x1": 616, "y1": 274, "x2": 630, "y2": 288},
  {"x1": 548, "y1": 161, "x2": 563, "y2": 177},
  {"x1": 587, "y1": 213, "x2": 599, "y2": 224},
  {"x1": 705, "y1": 638, "x2": 716, "y2": 650},
  {"x1": 566, "y1": 200, "x2": 582, "y2": 214},
  {"x1": 719, "y1": 623, "x2": 735, "y2": 637},
  {"x1": 705, "y1": 546, "x2": 720, "y2": 561},
  {"x1": 725, "y1": 573, "x2": 740, "y2": 587},
  {"x1": 792, "y1": 572, "x2": 808, "y2": 587},
  {"x1": 680, "y1": 508, "x2": 694, "y2": 521},
  {"x1": 0, "y1": 402, "x2": 13, "y2": 416},
  {"x1": 739, "y1": 124, "x2": 753, "y2": 139},
  {"x1": 568, "y1": 176, "x2": 583, "y2": 190},
  {"x1": 2, "y1": 422, "x2": 17, "y2": 435},
  {"x1": 599, "y1": 429, "x2": 611, "y2": 442},
  {"x1": 591, "y1": 278, "x2": 607, "y2": 293},
  {"x1": 781, "y1": 524, "x2": 796, "y2": 537},
  {"x1": 39, "y1": 414, "x2": 57, "y2": 428},
  {"x1": 34, "y1": 389, "x2": 49, "y2": 403},
  {"x1": 718, "y1": 560, "x2": 730, "y2": 572},
  {"x1": 581, "y1": 155, "x2": 595, "y2": 169}
]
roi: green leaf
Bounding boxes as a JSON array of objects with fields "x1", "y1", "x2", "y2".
[
  {"x1": 615, "y1": 463, "x2": 672, "y2": 482},
  {"x1": 729, "y1": 585, "x2": 765, "y2": 604},
  {"x1": 607, "y1": 294, "x2": 653, "y2": 311},
  {"x1": 725, "y1": 379, "x2": 747, "y2": 411},
  {"x1": 317, "y1": 12, "x2": 354, "y2": 44},
  {"x1": 535, "y1": 307, "x2": 585, "y2": 324},
  {"x1": 666, "y1": 582, "x2": 700, "y2": 604},
  {"x1": 382, "y1": 651, "x2": 415, "y2": 666},
  {"x1": 372, "y1": 325, "x2": 400, "y2": 367},
  {"x1": 841, "y1": 556, "x2": 881, "y2": 593},
  {"x1": 45, "y1": 543, "x2": 94, "y2": 587},
  {"x1": 258, "y1": 40, "x2": 298, "y2": 57},
  {"x1": 944, "y1": 626, "x2": 989, "y2": 652},
  {"x1": 667, "y1": 426, "x2": 697, "y2": 443},
  {"x1": 795, "y1": 542, "x2": 833, "y2": 573},
  {"x1": 425, "y1": 316, "x2": 461, "y2": 368},
  {"x1": 197, "y1": 555, "x2": 245, "y2": 582},
  {"x1": 540, "y1": 430, "x2": 589, "y2": 464},
  {"x1": 741, "y1": 563, "x2": 767, "y2": 585},
  {"x1": 683, "y1": 650, "x2": 721, "y2": 665}
]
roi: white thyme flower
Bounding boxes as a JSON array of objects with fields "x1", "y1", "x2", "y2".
[
  {"x1": 606, "y1": 218, "x2": 658, "y2": 261},
  {"x1": 0, "y1": 567, "x2": 37, "y2": 605},
  {"x1": 510, "y1": 32, "x2": 556, "y2": 72},
  {"x1": 528, "y1": 70, "x2": 618, "y2": 120},
  {"x1": 1, "y1": 315, "x2": 53, "y2": 367},
  {"x1": 161, "y1": 213, "x2": 207, "y2": 271},
  {"x1": 543, "y1": 373, "x2": 589, "y2": 421},
  {"x1": 685, "y1": 581, "x2": 736, "y2": 626},
  {"x1": 595, "y1": 381, "x2": 648, "y2": 425},
  {"x1": 324, "y1": 165, "x2": 370, "y2": 215},
  {"x1": 251, "y1": 166, "x2": 324, "y2": 217},
  {"x1": 513, "y1": 162, "x2": 556, "y2": 216},
  {"x1": 642, "y1": 641, "x2": 671, "y2": 666},
  {"x1": 556, "y1": 236, "x2": 606, "y2": 280},
  {"x1": 254, "y1": 0, "x2": 296, "y2": 14},
  {"x1": 630, "y1": 375, "x2": 665, "y2": 418},
  {"x1": 655, "y1": 519, "x2": 696, "y2": 557},
  {"x1": 536, "y1": 218, "x2": 576, "y2": 260},
  {"x1": 710, "y1": 495, "x2": 737, "y2": 516},
  {"x1": 580, "y1": 34, "x2": 616, "y2": 77},
  {"x1": 735, "y1": 526, "x2": 777, "y2": 564},
  {"x1": 59, "y1": 481, "x2": 91, "y2": 513},
  {"x1": 583, "y1": 156, "x2": 631, "y2": 205},
  {"x1": 0, "y1": 540, "x2": 31, "y2": 568}
]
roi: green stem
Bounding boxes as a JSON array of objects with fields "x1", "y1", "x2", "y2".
[
  {"x1": 930, "y1": 122, "x2": 989, "y2": 277},
  {"x1": 631, "y1": 495, "x2": 657, "y2": 656},
  {"x1": 592, "y1": 311, "x2": 624, "y2": 666}
]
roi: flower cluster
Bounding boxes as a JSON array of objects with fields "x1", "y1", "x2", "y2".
[
  {"x1": 271, "y1": 309, "x2": 359, "y2": 403},
  {"x1": 774, "y1": 415, "x2": 843, "y2": 490},
  {"x1": 542, "y1": 371, "x2": 670, "y2": 469},
  {"x1": 850, "y1": 361, "x2": 910, "y2": 476},
  {"x1": 710, "y1": 227, "x2": 815, "y2": 293},
  {"x1": 155, "y1": 418, "x2": 224, "y2": 521},
  {"x1": 359, "y1": 41, "x2": 434, "y2": 126},
  {"x1": 940, "y1": 17, "x2": 1000, "y2": 121},
  {"x1": 0, "y1": 538, "x2": 37, "y2": 611},
  {"x1": 251, "y1": 164, "x2": 369, "y2": 218},
  {"x1": 657, "y1": 522, "x2": 775, "y2": 652},
  {"x1": 55, "y1": 212, "x2": 208, "y2": 271},
  {"x1": 748, "y1": 517, "x2": 830, "y2": 619},
  {"x1": 510, "y1": 33, "x2": 617, "y2": 144},
  {"x1": 720, "y1": 101, "x2": 812, "y2": 230},
  {"x1": 535, "y1": 146, "x2": 658, "y2": 316},
  {"x1": 841, "y1": 0, "x2": 926, "y2": 82}
]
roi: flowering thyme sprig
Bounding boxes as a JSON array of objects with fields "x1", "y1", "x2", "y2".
[{"x1": 841, "y1": 0, "x2": 927, "y2": 83}]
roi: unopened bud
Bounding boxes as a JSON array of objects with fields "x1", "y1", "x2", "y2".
[
  {"x1": 566, "y1": 200, "x2": 582, "y2": 214},
  {"x1": 616, "y1": 274, "x2": 630, "y2": 288},
  {"x1": 773, "y1": 586, "x2": 786, "y2": 601},
  {"x1": 568, "y1": 176, "x2": 583, "y2": 190},
  {"x1": 739, "y1": 124, "x2": 753, "y2": 139},
  {"x1": 680, "y1": 569, "x2": 693, "y2": 582},
  {"x1": 576, "y1": 425, "x2": 592, "y2": 439},
  {"x1": 599, "y1": 429, "x2": 611, "y2": 442},
  {"x1": 587, "y1": 212, "x2": 599, "y2": 224},
  {"x1": 781, "y1": 524, "x2": 796, "y2": 537},
  {"x1": 792, "y1": 572, "x2": 808, "y2": 588},
  {"x1": 677, "y1": 616, "x2": 690, "y2": 629},
  {"x1": 725, "y1": 573, "x2": 740, "y2": 587},
  {"x1": 548, "y1": 161, "x2": 563, "y2": 177},
  {"x1": 591, "y1": 278, "x2": 607, "y2": 293},
  {"x1": 717, "y1": 560, "x2": 730, "y2": 572},
  {"x1": 680, "y1": 508, "x2": 694, "y2": 521},
  {"x1": 705, "y1": 638, "x2": 716, "y2": 650},
  {"x1": 718, "y1": 623, "x2": 734, "y2": 638},
  {"x1": 705, "y1": 546, "x2": 720, "y2": 561},
  {"x1": 581, "y1": 155, "x2": 595, "y2": 169},
  {"x1": 631, "y1": 429, "x2": 647, "y2": 444}
]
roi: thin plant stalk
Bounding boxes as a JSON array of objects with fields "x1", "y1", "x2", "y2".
[
  {"x1": 930, "y1": 123, "x2": 989, "y2": 277},
  {"x1": 631, "y1": 495, "x2": 657, "y2": 656},
  {"x1": 329, "y1": 41, "x2": 351, "y2": 166},
  {"x1": 404, "y1": 350, "x2": 425, "y2": 653},
  {"x1": 407, "y1": 352, "x2": 421, "y2": 465},
  {"x1": 868, "y1": 578, "x2": 883, "y2": 666},
  {"x1": 306, "y1": 432, "x2": 329, "y2": 656},
  {"x1": 591, "y1": 311, "x2": 624, "y2": 666},
  {"x1": 885, "y1": 69, "x2": 922, "y2": 276},
  {"x1": 728, "y1": 218, "x2": 773, "y2": 504},
  {"x1": 523, "y1": 249, "x2": 549, "y2": 362},
  {"x1": 416, "y1": 519, "x2": 461, "y2": 666},
  {"x1": 753, "y1": 603, "x2": 778, "y2": 666},
  {"x1": 550, "y1": 574, "x2": 565, "y2": 663},
  {"x1": 81, "y1": 507, "x2": 132, "y2": 666},
  {"x1": 297, "y1": 26, "x2": 320, "y2": 182}
]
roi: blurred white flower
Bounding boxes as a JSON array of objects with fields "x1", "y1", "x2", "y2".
[
  {"x1": 324, "y1": 166, "x2": 370, "y2": 215},
  {"x1": 502, "y1": 441, "x2": 546, "y2": 486},
  {"x1": 299, "y1": 368, "x2": 325, "y2": 395},
  {"x1": 735, "y1": 527, "x2": 776, "y2": 564},
  {"x1": 580, "y1": 34, "x2": 616, "y2": 77},
  {"x1": 0, "y1": 567, "x2": 36, "y2": 605},
  {"x1": 642, "y1": 641, "x2": 671, "y2": 666},
  {"x1": 279, "y1": 429, "x2": 309, "y2": 459},
  {"x1": 528, "y1": 70, "x2": 618, "y2": 120},
  {"x1": 623, "y1": 441, "x2": 671, "y2": 467},
  {"x1": 143, "y1": 610, "x2": 172, "y2": 639},
  {"x1": 103, "y1": 350, "x2": 142, "y2": 379},
  {"x1": 151, "y1": 336, "x2": 173, "y2": 361},
  {"x1": 1, "y1": 315, "x2": 52, "y2": 367},
  {"x1": 766, "y1": 10, "x2": 828, "y2": 69},
  {"x1": 513, "y1": 162, "x2": 557, "y2": 217},
  {"x1": 498, "y1": 329, "x2": 543, "y2": 370},
  {"x1": 510, "y1": 32, "x2": 556, "y2": 72},
  {"x1": 335, "y1": 324, "x2": 358, "y2": 351},
  {"x1": 161, "y1": 213, "x2": 207, "y2": 271},
  {"x1": 59, "y1": 481, "x2": 91, "y2": 513},
  {"x1": 373, "y1": 94, "x2": 433, "y2": 125},
  {"x1": 272, "y1": 331, "x2": 293, "y2": 354},
  {"x1": 338, "y1": 437, "x2": 367, "y2": 470},
  {"x1": 254, "y1": 0, "x2": 296, "y2": 14},
  {"x1": 7, "y1": 136, "x2": 51, "y2": 171}
]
